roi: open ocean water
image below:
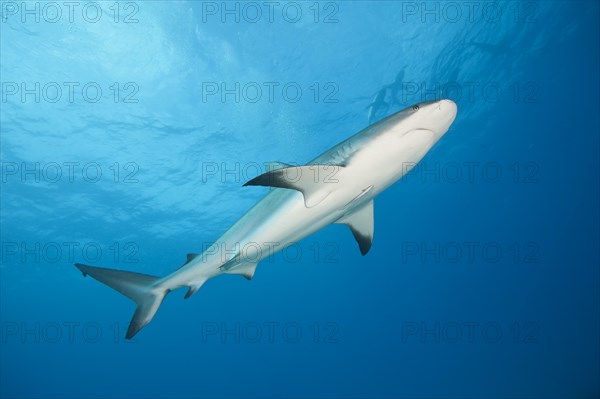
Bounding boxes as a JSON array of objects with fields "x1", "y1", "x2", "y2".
[{"x1": 1, "y1": 1, "x2": 599, "y2": 398}]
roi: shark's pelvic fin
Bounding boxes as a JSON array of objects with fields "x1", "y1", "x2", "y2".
[
  {"x1": 219, "y1": 254, "x2": 259, "y2": 280},
  {"x1": 244, "y1": 164, "x2": 345, "y2": 207},
  {"x1": 336, "y1": 200, "x2": 375, "y2": 255},
  {"x1": 231, "y1": 262, "x2": 258, "y2": 280},
  {"x1": 74, "y1": 263, "x2": 167, "y2": 339}
]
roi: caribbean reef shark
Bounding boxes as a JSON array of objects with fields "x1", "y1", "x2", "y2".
[{"x1": 75, "y1": 99, "x2": 458, "y2": 339}]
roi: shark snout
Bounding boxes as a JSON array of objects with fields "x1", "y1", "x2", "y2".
[
  {"x1": 432, "y1": 99, "x2": 457, "y2": 134},
  {"x1": 443, "y1": 99, "x2": 457, "y2": 123},
  {"x1": 437, "y1": 99, "x2": 457, "y2": 116},
  {"x1": 416, "y1": 99, "x2": 457, "y2": 122}
]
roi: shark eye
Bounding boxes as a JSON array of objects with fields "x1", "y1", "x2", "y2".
[{"x1": 412, "y1": 105, "x2": 420, "y2": 111}]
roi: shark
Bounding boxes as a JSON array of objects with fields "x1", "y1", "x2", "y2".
[{"x1": 75, "y1": 99, "x2": 458, "y2": 339}]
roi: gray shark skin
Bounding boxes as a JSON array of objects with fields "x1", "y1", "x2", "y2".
[{"x1": 75, "y1": 99, "x2": 458, "y2": 339}]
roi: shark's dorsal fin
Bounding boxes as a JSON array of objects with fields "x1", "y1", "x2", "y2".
[
  {"x1": 336, "y1": 200, "x2": 374, "y2": 255},
  {"x1": 244, "y1": 164, "x2": 345, "y2": 207},
  {"x1": 264, "y1": 162, "x2": 293, "y2": 192}
]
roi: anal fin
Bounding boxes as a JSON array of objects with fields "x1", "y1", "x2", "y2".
[{"x1": 184, "y1": 278, "x2": 207, "y2": 299}]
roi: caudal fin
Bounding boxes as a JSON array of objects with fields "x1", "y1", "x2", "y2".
[{"x1": 75, "y1": 263, "x2": 168, "y2": 339}]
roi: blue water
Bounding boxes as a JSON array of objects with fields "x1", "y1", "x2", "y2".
[{"x1": 1, "y1": 1, "x2": 599, "y2": 398}]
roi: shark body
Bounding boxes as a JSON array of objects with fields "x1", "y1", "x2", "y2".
[{"x1": 76, "y1": 99, "x2": 458, "y2": 339}]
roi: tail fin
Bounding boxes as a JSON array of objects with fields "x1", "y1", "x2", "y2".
[{"x1": 75, "y1": 263, "x2": 168, "y2": 339}]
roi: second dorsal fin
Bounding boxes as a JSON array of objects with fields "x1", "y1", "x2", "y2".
[{"x1": 180, "y1": 253, "x2": 199, "y2": 268}]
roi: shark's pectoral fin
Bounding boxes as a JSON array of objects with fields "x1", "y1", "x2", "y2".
[
  {"x1": 336, "y1": 200, "x2": 374, "y2": 255},
  {"x1": 219, "y1": 255, "x2": 259, "y2": 280},
  {"x1": 244, "y1": 165, "x2": 345, "y2": 207}
]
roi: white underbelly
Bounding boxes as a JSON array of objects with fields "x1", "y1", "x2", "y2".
[{"x1": 223, "y1": 190, "x2": 346, "y2": 263}]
